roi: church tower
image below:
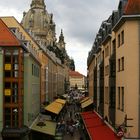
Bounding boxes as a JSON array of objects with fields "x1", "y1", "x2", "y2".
[
  {"x1": 21, "y1": 0, "x2": 56, "y2": 48},
  {"x1": 57, "y1": 29, "x2": 66, "y2": 51}
]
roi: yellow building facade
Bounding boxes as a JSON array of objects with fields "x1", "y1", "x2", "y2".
[
  {"x1": 69, "y1": 70, "x2": 86, "y2": 90},
  {"x1": 87, "y1": 0, "x2": 140, "y2": 138}
]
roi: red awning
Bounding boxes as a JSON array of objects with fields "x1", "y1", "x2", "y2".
[{"x1": 81, "y1": 111, "x2": 121, "y2": 140}]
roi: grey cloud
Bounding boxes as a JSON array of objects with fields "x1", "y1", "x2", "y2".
[
  {"x1": 47, "y1": 0, "x2": 118, "y2": 48},
  {"x1": 0, "y1": 0, "x2": 30, "y2": 10},
  {"x1": 0, "y1": 0, "x2": 120, "y2": 74},
  {"x1": 0, "y1": 0, "x2": 119, "y2": 48}
]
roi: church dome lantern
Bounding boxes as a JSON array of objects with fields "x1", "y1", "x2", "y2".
[
  {"x1": 30, "y1": 0, "x2": 46, "y2": 10},
  {"x1": 21, "y1": 0, "x2": 56, "y2": 46}
]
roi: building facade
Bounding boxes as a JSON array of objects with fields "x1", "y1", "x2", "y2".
[
  {"x1": 69, "y1": 70, "x2": 86, "y2": 91},
  {"x1": 21, "y1": 0, "x2": 70, "y2": 103},
  {"x1": 87, "y1": 0, "x2": 140, "y2": 139},
  {"x1": 0, "y1": 0, "x2": 71, "y2": 139},
  {"x1": 0, "y1": 18, "x2": 41, "y2": 139}
]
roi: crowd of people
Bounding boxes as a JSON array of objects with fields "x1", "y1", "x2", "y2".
[{"x1": 56, "y1": 89, "x2": 83, "y2": 138}]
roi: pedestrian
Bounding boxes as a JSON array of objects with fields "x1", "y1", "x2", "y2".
[
  {"x1": 69, "y1": 125, "x2": 74, "y2": 136},
  {"x1": 70, "y1": 111, "x2": 72, "y2": 118}
]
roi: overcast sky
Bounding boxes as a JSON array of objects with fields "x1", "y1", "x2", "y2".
[{"x1": 0, "y1": 0, "x2": 119, "y2": 75}]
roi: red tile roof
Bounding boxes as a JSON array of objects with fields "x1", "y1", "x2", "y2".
[
  {"x1": 0, "y1": 19, "x2": 21, "y2": 46},
  {"x1": 69, "y1": 70, "x2": 84, "y2": 78},
  {"x1": 125, "y1": 0, "x2": 140, "y2": 15},
  {"x1": 81, "y1": 111, "x2": 121, "y2": 140}
]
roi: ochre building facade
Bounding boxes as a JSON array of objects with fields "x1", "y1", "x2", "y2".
[{"x1": 87, "y1": 0, "x2": 140, "y2": 139}]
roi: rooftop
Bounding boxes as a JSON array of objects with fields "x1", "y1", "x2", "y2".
[
  {"x1": 69, "y1": 70, "x2": 85, "y2": 78},
  {"x1": 0, "y1": 19, "x2": 20, "y2": 46},
  {"x1": 125, "y1": 0, "x2": 140, "y2": 15}
]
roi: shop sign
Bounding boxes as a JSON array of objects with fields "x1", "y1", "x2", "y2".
[
  {"x1": 4, "y1": 89, "x2": 11, "y2": 96},
  {"x1": 5, "y1": 64, "x2": 11, "y2": 70}
]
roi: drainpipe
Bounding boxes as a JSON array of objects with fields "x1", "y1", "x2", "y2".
[{"x1": 138, "y1": 21, "x2": 140, "y2": 137}]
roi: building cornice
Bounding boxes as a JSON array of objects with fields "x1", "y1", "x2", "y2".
[{"x1": 113, "y1": 15, "x2": 140, "y2": 32}]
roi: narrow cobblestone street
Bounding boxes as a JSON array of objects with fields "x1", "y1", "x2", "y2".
[
  {"x1": 61, "y1": 97, "x2": 86, "y2": 140},
  {"x1": 63, "y1": 104, "x2": 80, "y2": 140}
]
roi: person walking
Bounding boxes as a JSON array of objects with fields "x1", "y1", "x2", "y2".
[{"x1": 69, "y1": 125, "x2": 74, "y2": 136}]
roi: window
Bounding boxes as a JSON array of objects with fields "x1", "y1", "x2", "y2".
[
  {"x1": 118, "y1": 31, "x2": 124, "y2": 47},
  {"x1": 118, "y1": 57, "x2": 124, "y2": 72},
  {"x1": 118, "y1": 34, "x2": 120, "y2": 47},
  {"x1": 32, "y1": 64, "x2": 40, "y2": 77},
  {"x1": 3, "y1": 48, "x2": 24, "y2": 128},
  {"x1": 121, "y1": 57, "x2": 124, "y2": 71},
  {"x1": 32, "y1": 64, "x2": 34, "y2": 75},
  {"x1": 118, "y1": 87, "x2": 120, "y2": 109},
  {"x1": 105, "y1": 46, "x2": 109, "y2": 57},
  {"x1": 5, "y1": 56, "x2": 11, "y2": 63},
  {"x1": 121, "y1": 87, "x2": 124, "y2": 111},
  {"x1": 110, "y1": 87, "x2": 116, "y2": 108},
  {"x1": 112, "y1": 39, "x2": 116, "y2": 54},
  {"x1": 118, "y1": 59, "x2": 120, "y2": 72},
  {"x1": 12, "y1": 82, "x2": 18, "y2": 103},
  {"x1": 121, "y1": 30, "x2": 124, "y2": 45},
  {"x1": 4, "y1": 108, "x2": 11, "y2": 127},
  {"x1": 110, "y1": 61, "x2": 115, "y2": 77},
  {"x1": 118, "y1": 86, "x2": 124, "y2": 111}
]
